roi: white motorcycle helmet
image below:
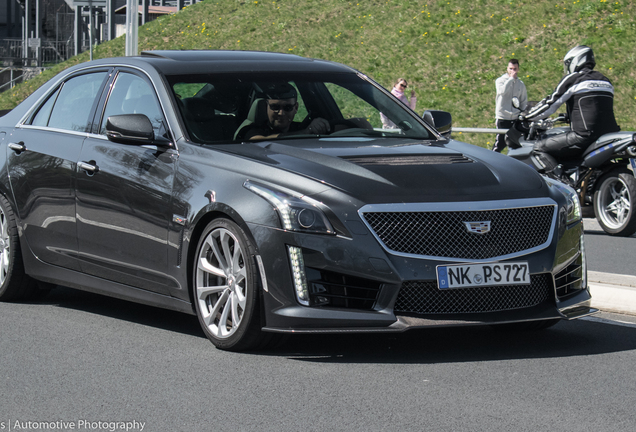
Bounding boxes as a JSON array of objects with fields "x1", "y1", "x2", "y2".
[{"x1": 563, "y1": 45, "x2": 596, "y2": 74}]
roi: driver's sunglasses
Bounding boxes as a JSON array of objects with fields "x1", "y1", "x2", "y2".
[
  {"x1": 399, "y1": 83, "x2": 408, "y2": 88},
  {"x1": 267, "y1": 103, "x2": 295, "y2": 112}
]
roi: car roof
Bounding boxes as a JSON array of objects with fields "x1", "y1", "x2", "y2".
[{"x1": 81, "y1": 50, "x2": 360, "y2": 76}]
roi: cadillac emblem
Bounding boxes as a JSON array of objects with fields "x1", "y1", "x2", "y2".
[{"x1": 464, "y1": 221, "x2": 491, "y2": 234}]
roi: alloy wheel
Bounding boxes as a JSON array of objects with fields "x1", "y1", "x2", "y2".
[
  {"x1": 597, "y1": 176, "x2": 631, "y2": 230},
  {"x1": 195, "y1": 227, "x2": 248, "y2": 339},
  {"x1": 0, "y1": 208, "x2": 9, "y2": 286}
]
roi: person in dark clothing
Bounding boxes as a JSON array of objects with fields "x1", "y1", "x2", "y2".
[
  {"x1": 523, "y1": 45, "x2": 620, "y2": 172},
  {"x1": 244, "y1": 83, "x2": 330, "y2": 140}
]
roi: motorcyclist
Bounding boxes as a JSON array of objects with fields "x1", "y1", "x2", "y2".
[{"x1": 523, "y1": 45, "x2": 620, "y2": 173}]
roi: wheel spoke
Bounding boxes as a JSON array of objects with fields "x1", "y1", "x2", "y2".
[
  {"x1": 230, "y1": 292, "x2": 242, "y2": 328},
  {"x1": 197, "y1": 284, "x2": 228, "y2": 300},
  {"x1": 198, "y1": 256, "x2": 225, "y2": 278},
  {"x1": 220, "y1": 231, "x2": 234, "y2": 273},
  {"x1": 0, "y1": 250, "x2": 7, "y2": 283},
  {"x1": 235, "y1": 285, "x2": 247, "y2": 309},
  {"x1": 0, "y1": 215, "x2": 6, "y2": 240},
  {"x1": 207, "y1": 236, "x2": 229, "y2": 274},
  {"x1": 231, "y1": 243, "x2": 243, "y2": 275},
  {"x1": 205, "y1": 289, "x2": 229, "y2": 328},
  {"x1": 235, "y1": 266, "x2": 247, "y2": 286},
  {"x1": 217, "y1": 295, "x2": 232, "y2": 336}
]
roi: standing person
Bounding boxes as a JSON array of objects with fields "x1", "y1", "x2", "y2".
[
  {"x1": 494, "y1": 59, "x2": 527, "y2": 152},
  {"x1": 381, "y1": 78, "x2": 416, "y2": 129}
]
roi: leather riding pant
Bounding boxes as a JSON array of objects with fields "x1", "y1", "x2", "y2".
[{"x1": 532, "y1": 128, "x2": 594, "y2": 172}]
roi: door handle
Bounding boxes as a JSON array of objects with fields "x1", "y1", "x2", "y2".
[
  {"x1": 78, "y1": 161, "x2": 99, "y2": 174},
  {"x1": 8, "y1": 142, "x2": 26, "y2": 153}
]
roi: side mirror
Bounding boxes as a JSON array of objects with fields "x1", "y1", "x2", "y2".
[
  {"x1": 422, "y1": 110, "x2": 452, "y2": 139},
  {"x1": 512, "y1": 96, "x2": 520, "y2": 109},
  {"x1": 106, "y1": 114, "x2": 173, "y2": 148}
]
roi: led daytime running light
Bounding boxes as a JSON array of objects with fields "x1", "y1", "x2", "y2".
[
  {"x1": 288, "y1": 246, "x2": 310, "y2": 306},
  {"x1": 580, "y1": 232, "x2": 587, "y2": 289}
]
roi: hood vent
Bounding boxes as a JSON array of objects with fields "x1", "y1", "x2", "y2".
[{"x1": 342, "y1": 154, "x2": 473, "y2": 166}]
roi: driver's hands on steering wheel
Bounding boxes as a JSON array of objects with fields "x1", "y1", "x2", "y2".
[{"x1": 306, "y1": 118, "x2": 330, "y2": 135}]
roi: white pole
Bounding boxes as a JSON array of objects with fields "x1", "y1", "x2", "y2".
[
  {"x1": 125, "y1": 0, "x2": 138, "y2": 56},
  {"x1": 89, "y1": 0, "x2": 93, "y2": 60}
]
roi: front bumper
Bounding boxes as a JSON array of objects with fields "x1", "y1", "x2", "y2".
[{"x1": 248, "y1": 213, "x2": 594, "y2": 334}]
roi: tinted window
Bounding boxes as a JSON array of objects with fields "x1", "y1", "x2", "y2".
[
  {"x1": 100, "y1": 72, "x2": 165, "y2": 136},
  {"x1": 31, "y1": 87, "x2": 60, "y2": 127},
  {"x1": 46, "y1": 72, "x2": 107, "y2": 132},
  {"x1": 167, "y1": 72, "x2": 432, "y2": 144}
]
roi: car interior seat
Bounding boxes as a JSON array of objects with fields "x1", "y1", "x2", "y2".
[
  {"x1": 233, "y1": 98, "x2": 268, "y2": 141},
  {"x1": 181, "y1": 97, "x2": 237, "y2": 142}
]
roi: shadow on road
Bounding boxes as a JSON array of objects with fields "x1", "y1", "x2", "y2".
[
  {"x1": 27, "y1": 286, "x2": 636, "y2": 364},
  {"x1": 261, "y1": 319, "x2": 636, "y2": 363},
  {"x1": 35, "y1": 285, "x2": 204, "y2": 338}
]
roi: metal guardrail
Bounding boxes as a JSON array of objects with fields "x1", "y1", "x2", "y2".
[{"x1": 454, "y1": 127, "x2": 508, "y2": 134}]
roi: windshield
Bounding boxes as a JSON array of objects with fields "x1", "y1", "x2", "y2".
[{"x1": 167, "y1": 72, "x2": 435, "y2": 144}]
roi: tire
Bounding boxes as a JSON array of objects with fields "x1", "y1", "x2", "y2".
[
  {"x1": 593, "y1": 168, "x2": 636, "y2": 237},
  {"x1": 192, "y1": 218, "x2": 264, "y2": 351},
  {"x1": 0, "y1": 194, "x2": 43, "y2": 301}
]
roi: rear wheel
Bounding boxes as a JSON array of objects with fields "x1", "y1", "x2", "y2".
[
  {"x1": 192, "y1": 218, "x2": 265, "y2": 351},
  {"x1": 593, "y1": 168, "x2": 636, "y2": 237},
  {"x1": 0, "y1": 194, "x2": 45, "y2": 301}
]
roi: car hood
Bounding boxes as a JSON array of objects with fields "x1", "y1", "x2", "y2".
[{"x1": 217, "y1": 137, "x2": 547, "y2": 203}]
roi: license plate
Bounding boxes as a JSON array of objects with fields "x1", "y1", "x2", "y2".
[{"x1": 436, "y1": 262, "x2": 530, "y2": 289}]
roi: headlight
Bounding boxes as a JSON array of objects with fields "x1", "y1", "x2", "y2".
[
  {"x1": 244, "y1": 181, "x2": 336, "y2": 234},
  {"x1": 544, "y1": 177, "x2": 582, "y2": 224}
]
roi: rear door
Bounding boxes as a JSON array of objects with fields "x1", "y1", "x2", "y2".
[
  {"x1": 75, "y1": 69, "x2": 177, "y2": 294},
  {"x1": 6, "y1": 70, "x2": 110, "y2": 271}
]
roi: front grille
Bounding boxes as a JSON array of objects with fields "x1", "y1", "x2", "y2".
[
  {"x1": 362, "y1": 205, "x2": 555, "y2": 259},
  {"x1": 304, "y1": 268, "x2": 382, "y2": 310},
  {"x1": 394, "y1": 274, "x2": 552, "y2": 314}
]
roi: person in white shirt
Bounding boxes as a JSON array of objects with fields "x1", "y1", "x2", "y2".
[{"x1": 494, "y1": 59, "x2": 527, "y2": 152}]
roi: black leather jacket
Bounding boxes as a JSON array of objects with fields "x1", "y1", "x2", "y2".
[{"x1": 525, "y1": 67, "x2": 620, "y2": 137}]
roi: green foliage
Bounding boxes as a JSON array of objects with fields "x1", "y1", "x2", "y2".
[{"x1": 2, "y1": 0, "x2": 636, "y2": 149}]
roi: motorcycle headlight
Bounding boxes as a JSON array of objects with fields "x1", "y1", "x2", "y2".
[
  {"x1": 244, "y1": 181, "x2": 336, "y2": 234},
  {"x1": 545, "y1": 177, "x2": 582, "y2": 224}
]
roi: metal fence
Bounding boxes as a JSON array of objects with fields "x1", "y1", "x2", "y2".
[
  {"x1": 0, "y1": 66, "x2": 46, "y2": 92},
  {"x1": 1, "y1": 38, "x2": 75, "y2": 66}
]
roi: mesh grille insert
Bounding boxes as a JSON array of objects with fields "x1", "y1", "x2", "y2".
[
  {"x1": 362, "y1": 205, "x2": 555, "y2": 259},
  {"x1": 394, "y1": 274, "x2": 552, "y2": 315}
]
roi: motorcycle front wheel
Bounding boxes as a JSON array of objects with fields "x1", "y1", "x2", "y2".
[{"x1": 593, "y1": 167, "x2": 636, "y2": 237}]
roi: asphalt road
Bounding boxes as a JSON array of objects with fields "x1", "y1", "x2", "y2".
[
  {"x1": 2, "y1": 287, "x2": 636, "y2": 432},
  {"x1": 583, "y1": 218, "x2": 636, "y2": 276}
]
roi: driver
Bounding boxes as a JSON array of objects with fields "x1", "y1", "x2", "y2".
[
  {"x1": 523, "y1": 45, "x2": 620, "y2": 173},
  {"x1": 245, "y1": 83, "x2": 330, "y2": 140}
]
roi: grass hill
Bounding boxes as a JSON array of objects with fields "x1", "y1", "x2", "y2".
[{"x1": 2, "y1": 0, "x2": 635, "y2": 148}]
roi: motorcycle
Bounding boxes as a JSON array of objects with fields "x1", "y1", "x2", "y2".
[{"x1": 505, "y1": 112, "x2": 636, "y2": 237}]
